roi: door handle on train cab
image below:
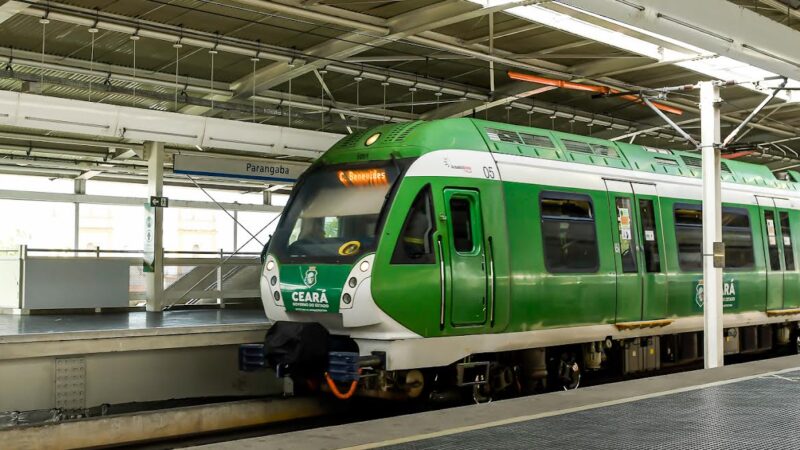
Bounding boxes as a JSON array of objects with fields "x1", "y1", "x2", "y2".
[{"x1": 437, "y1": 235, "x2": 446, "y2": 330}]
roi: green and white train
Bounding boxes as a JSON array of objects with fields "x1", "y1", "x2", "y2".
[{"x1": 259, "y1": 117, "x2": 800, "y2": 400}]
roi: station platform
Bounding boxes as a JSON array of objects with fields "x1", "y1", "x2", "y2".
[
  {"x1": 0, "y1": 309, "x2": 274, "y2": 415},
  {"x1": 197, "y1": 355, "x2": 800, "y2": 450}
]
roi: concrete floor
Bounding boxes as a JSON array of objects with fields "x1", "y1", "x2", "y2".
[{"x1": 187, "y1": 355, "x2": 800, "y2": 450}]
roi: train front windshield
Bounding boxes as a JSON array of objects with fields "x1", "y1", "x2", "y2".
[{"x1": 270, "y1": 162, "x2": 401, "y2": 264}]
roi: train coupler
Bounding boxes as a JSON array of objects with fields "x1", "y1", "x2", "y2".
[{"x1": 328, "y1": 351, "x2": 360, "y2": 383}]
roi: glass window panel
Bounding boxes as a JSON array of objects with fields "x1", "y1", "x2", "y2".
[
  {"x1": 449, "y1": 197, "x2": 474, "y2": 253},
  {"x1": 78, "y1": 204, "x2": 144, "y2": 252},
  {"x1": 639, "y1": 199, "x2": 661, "y2": 273},
  {"x1": 86, "y1": 180, "x2": 148, "y2": 197},
  {"x1": 0, "y1": 200, "x2": 74, "y2": 250},
  {"x1": 765, "y1": 210, "x2": 781, "y2": 271},
  {"x1": 0, "y1": 174, "x2": 73, "y2": 193},
  {"x1": 722, "y1": 208, "x2": 755, "y2": 269},
  {"x1": 163, "y1": 208, "x2": 234, "y2": 255},
  {"x1": 541, "y1": 193, "x2": 599, "y2": 273},
  {"x1": 780, "y1": 212, "x2": 795, "y2": 271},
  {"x1": 675, "y1": 204, "x2": 756, "y2": 271},
  {"x1": 674, "y1": 204, "x2": 702, "y2": 272},
  {"x1": 615, "y1": 197, "x2": 637, "y2": 273},
  {"x1": 237, "y1": 211, "x2": 280, "y2": 254},
  {"x1": 392, "y1": 187, "x2": 436, "y2": 264}
]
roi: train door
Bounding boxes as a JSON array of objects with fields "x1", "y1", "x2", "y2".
[
  {"x1": 778, "y1": 208, "x2": 799, "y2": 309},
  {"x1": 442, "y1": 188, "x2": 488, "y2": 326},
  {"x1": 605, "y1": 180, "x2": 667, "y2": 322},
  {"x1": 756, "y1": 196, "x2": 786, "y2": 310}
]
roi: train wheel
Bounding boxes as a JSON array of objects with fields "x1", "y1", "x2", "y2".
[
  {"x1": 404, "y1": 370, "x2": 425, "y2": 399},
  {"x1": 472, "y1": 383, "x2": 492, "y2": 404},
  {"x1": 557, "y1": 355, "x2": 581, "y2": 390}
]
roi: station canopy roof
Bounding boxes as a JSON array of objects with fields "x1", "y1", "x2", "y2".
[{"x1": 0, "y1": 0, "x2": 798, "y2": 186}]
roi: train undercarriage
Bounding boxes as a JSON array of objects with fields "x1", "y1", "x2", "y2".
[{"x1": 245, "y1": 321, "x2": 800, "y2": 403}]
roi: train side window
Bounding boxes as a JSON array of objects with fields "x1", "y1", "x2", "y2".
[
  {"x1": 722, "y1": 208, "x2": 755, "y2": 269},
  {"x1": 675, "y1": 204, "x2": 756, "y2": 271},
  {"x1": 449, "y1": 197, "x2": 474, "y2": 253},
  {"x1": 638, "y1": 199, "x2": 661, "y2": 272},
  {"x1": 765, "y1": 211, "x2": 781, "y2": 271},
  {"x1": 540, "y1": 192, "x2": 599, "y2": 273},
  {"x1": 780, "y1": 212, "x2": 795, "y2": 271},
  {"x1": 674, "y1": 204, "x2": 702, "y2": 271},
  {"x1": 391, "y1": 187, "x2": 436, "y2": 264}
]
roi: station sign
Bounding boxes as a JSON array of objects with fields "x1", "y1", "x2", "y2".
[
  {"x1": 150, "y1": 196, "x2": 169, "y2": 208},
  {"x1": 173, "y1": 154, "x2": 308, "y2": 184},
  {"x1": 143, "y1": 203, "x2": 155, "y2": 273}
]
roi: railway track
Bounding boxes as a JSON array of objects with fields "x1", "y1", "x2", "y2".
[{"x1": 1, "y1": 349, "x2": 792, "y2": 450}]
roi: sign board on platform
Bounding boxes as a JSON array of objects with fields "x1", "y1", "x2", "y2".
[
  {"x1": 143, "y1": 203, "x2": 155, "y2": 273},
  {"x1": 173, "y1": 154, "x2": 308, "y2": 183}
]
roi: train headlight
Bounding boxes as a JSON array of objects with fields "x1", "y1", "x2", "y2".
[
  {"x1": 359, "y1": 260, "x2": 370, "y2": 272},
  {"x1": 342, "y1": 293, "x2": 352, "y2": 304},
  {"x1": 273, "y1": 291, "x2": 281, "y2": 301},
  {"x1": 270, "y1": 276, "x2": 278, "y2": 286},
  {"x1": 348, "y1": 277, "x2": 358, "y2": 288},
  {"x1": 266, "y1": 260, "x2": 275, "y2": 271}
]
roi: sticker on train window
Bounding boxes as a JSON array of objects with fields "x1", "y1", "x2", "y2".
[
  {"x1": 645, "y1": 230, "x2": 655, "y2": 241},
  {"x1": 767, "y1": 219, "x2": 776, "y2": 246},
  {"x1": 338, "y1": 241, "x2": 361, "y2": 256}
]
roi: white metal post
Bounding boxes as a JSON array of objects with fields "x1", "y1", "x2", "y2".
[
  {"x1": 73, "y1": 179, "x2": 85, "y2": 256},
  {"x1": 145, "y1": 141, "x2": 165, "y2": 312},
  {"x1": 700, "y1": 81, "x2": 724, "y2": 369},
  {"x1": 217, "y1": 248, "x2": 224, "y2": 306}
]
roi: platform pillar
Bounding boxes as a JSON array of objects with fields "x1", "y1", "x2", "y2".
[
  {"x1": 700, "y1": 81, "x2": 724, "y2": 369},
  {"x1": 73, "y1": 179, "x2": 85, "y2": 255},
  {"x1": 144, "y1": 141, "x2": 165, "y2": 312}
]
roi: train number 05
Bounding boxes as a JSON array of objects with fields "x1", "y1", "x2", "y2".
[{"x1": 482, "y1": 166, "x2": 496, "y2": 179}]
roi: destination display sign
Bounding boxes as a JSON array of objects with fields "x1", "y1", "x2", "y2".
[{"x1": 173, "y1": 154, "x2": 309, "y2": 183}]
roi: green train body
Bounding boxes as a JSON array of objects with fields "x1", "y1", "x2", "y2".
[{"x1": 261, "y1": 118, "x2": 800, "y2": 396}]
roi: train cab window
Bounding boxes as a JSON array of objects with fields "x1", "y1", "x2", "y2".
[
  {"x1": 450, "y1": 197, "x2": 475, "y2": 253},
  {"x1": 765, "y1": 211, "x2": 781, "y2": 271},
  {"x1": 323, "y1": 217, "x2": 340, "y2": 238},
  {"x1": 391, "y1": 187, "x2": 436, "y2": 264},
  {"x1": 540, "y1": 193, "x2": 599, "y2": 273},
  {"x1": 780, "y1": 212, "x2": 795, "y2": 271},
  {"x1": 638, "y1": 199, "x2": 661, "y2": 272},
  {"x1": 674, "y1": 204, "x2": 702, "y2": 271},
  {"x1": 722, "y1": 208, "x2": 755, "y2": 269}
]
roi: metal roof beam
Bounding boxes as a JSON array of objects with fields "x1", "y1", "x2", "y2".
[
  {"x1": 464, "y1": 23, "x2": 545, "y2": 44},
  {"x1": 228, "y1": 0, "x2": 535, "y2": 96},
  {"x1": 0, "y1": 1, "x2": 26, "y2": 23},
  {"x1": 559, "y1": 0, "x2": 800, "y2": 81}
]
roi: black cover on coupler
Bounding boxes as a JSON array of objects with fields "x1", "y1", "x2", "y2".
[{"x1": 264, "y1": 321, "x2": 329, "y2": 377}]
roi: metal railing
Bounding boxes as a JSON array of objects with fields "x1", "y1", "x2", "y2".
[{"x1": 2, "y1": 245, "x2": 263, "y2": 308}]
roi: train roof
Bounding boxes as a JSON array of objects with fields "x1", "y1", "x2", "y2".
[{"x1": 319, "y1": 118, "x2": 800, "y2": 191}]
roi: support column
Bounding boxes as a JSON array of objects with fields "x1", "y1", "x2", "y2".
[
  {"x1": 700, "y1": 81, "x2": 724, "y2": 369},
  {"x1": 144, "y1": 141, "x2": 165, "y2": 312},
  {"x1": 73, "y1": 179, "x2": 85, "y2": 255}
]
